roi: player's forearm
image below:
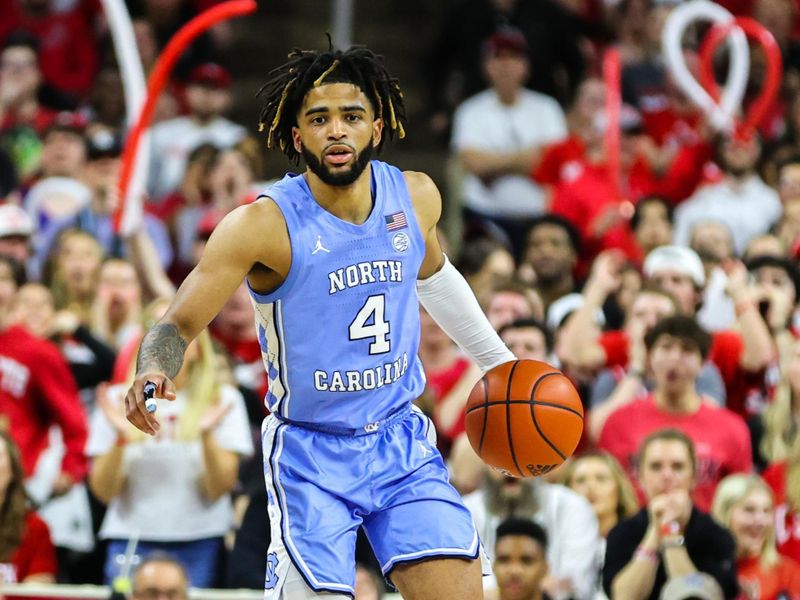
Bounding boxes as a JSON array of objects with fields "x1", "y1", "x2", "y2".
[
  {"x1": 417, "y1": 257, "x2": 515, "y2": 372},
  {"x1": 200, "y1": 433, "x2": 239, "y2": 502},
  {"x1": 136, "y1": 322, "x2": 189, "y2": 378}
]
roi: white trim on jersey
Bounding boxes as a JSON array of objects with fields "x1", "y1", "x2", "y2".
[
  {"x1": 251, "y1": 299, "x2": 290, "y2": 417},
  {"x1": 274, "y1": 300, "x2": 292, "y2": 418}
]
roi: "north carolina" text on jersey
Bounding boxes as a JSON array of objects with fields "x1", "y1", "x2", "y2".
[{"x1": 328, "y1": 260, "x2": 403, "y2": 295}]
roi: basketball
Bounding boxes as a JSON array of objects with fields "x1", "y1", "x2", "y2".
[{"x1": 464, "y1": 360, "x2": 584, "y2": 478}]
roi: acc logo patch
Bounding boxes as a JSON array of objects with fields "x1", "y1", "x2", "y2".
[{"x1": 392, "y1": 232, "x2": 410, "y2": 253}]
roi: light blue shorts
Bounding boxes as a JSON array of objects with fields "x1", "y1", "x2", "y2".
[{"x1": 261, "y1": 405, "x2": 481, "y2": 597}]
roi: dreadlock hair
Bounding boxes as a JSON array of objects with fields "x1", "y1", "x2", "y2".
[{"x1": 256, "y1": 44, "x2": 406, "y2": 164}]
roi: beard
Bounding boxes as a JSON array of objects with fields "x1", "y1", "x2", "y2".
[{"x1": 302, "y1": 140, "x2": 373, "y2": 187}]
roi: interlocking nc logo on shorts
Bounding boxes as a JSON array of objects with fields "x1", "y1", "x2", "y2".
[
  {"x1": 364, "y1": 422, "x2": 380, "y2": 433},
  {"x1": 265, "y1": 552, "x2": 279, "y2": 589}
]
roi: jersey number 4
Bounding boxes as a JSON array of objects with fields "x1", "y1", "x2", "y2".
[{"x1": 349, "y1": 294, "x2": 390, "y2": 354}]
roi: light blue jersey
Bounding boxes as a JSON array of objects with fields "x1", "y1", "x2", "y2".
[
  {"x1": 248, "y1": 160, "x2": 427, "y2": 429},
  {"x1": 253, "y1": 161, "x2": 486, "y2": 597}
]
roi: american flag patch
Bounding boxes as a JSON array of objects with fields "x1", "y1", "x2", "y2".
[{"x1": 385, "y1": 211, "x2": 408, "y2": 231}]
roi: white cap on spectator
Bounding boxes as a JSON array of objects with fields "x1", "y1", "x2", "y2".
[
  {"x1": 0, "y1": 204, "x2": 34, "y2": 238},
  {"x1": 547, "y1": 292, "x2": 605, "y2": 331},
  {"x1": 644, "y1": 245, "x2": 706, "y2": 287},
  {"x1": 660, "y1": 573, "x2": 723, "y2": 600}
]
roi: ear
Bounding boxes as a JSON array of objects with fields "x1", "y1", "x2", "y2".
[
  {"x1": 372, "y1": 117, "x2": 383, "y2": 148},
  {"x1": 291, "y1": 126, "x2": 302, "y2": 154}
]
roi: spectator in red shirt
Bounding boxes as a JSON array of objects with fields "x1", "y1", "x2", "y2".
[
  {"x1": 0, "y1": 254, "x2": 87, "y2": 495},
  {"x1": 531, "y1": 76, "x2": 605, "y2": 192},
  {"x1": 712, "y1": 474, "x2": 800, "y2": 600},
  {"x1": 557, "y1": 247, "x2": 771, "y2": 421},
  {"x1": 598, "y1": 315, "x2": 753, "y2": 511},
  {"x1": 0, "y1": 431, "x2": 56, "y2": 584},
  {"x1": 0, "y1": 32, "x2": 56, "y2": 135},
  {"x1": 210, "y1": 283, "x2": 268, "y2": 417},
  {"x1": 418, "y1": 306, "x2": 474, "y2": 455},
  {"x1": 546, "y1": 106, "x2": 656, "y2": 267},
  {"x1": 0, "y1": 0, "x2": 99, "y2": 100},
  {"x1": 645, "y1": 247, "x2": 774, "y2": 417}
]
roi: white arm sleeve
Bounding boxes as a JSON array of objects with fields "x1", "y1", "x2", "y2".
[{"x1": 417, "y1": 256, "x2": 516, "y2": 372}]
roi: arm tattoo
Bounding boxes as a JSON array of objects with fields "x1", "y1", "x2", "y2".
[{"x1": 136, "y1": 323, "x2": 189, "y2": 379}]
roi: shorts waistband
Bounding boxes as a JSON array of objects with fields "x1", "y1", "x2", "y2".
[{"x1": 272, "y1": 404, "x2": 412, "y2": 436}]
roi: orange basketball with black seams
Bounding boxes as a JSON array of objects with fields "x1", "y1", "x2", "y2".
[{"x1": 464, "y1": 359, "x2": 584, "y2": 478}]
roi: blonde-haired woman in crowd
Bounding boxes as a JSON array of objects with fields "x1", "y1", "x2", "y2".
[
  {"x1": 712, "y1": 474, "x2": 800, "y2": 599},
  {"x1": 87, "y1": 299, "x2": 253, "y2": 588},
  {"x1": 763, "y1": 435, "x2": 800, "y2": 566},
  {"x1": 761, "y1": 342, "x2": 800, "y2": 465},
  {"x1": 562, "y1": 451, "x2": 639, "y2": 600},
  {"x1": 46, "y1": 229, "x2": 103, "y2": 325}
]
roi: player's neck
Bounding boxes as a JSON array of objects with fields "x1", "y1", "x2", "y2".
[{"x1": 305, "y1": 166, "x2": 374, "y2": 225}]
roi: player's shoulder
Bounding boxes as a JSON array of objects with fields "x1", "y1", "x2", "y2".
[
  {"x1": 202, "y1": 198, "x2": 289, "y2": 264},
  {"x1": 402, "y1": 170, "x2": 438, "y2": 195},
  {"x1": 216, "y1": 197, "x2": 285, "y2": 234},
  {"x1": 402, "y1": 170, "x2": 441, "y2": 229}
]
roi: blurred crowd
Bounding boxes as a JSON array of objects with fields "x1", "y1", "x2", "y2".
[{"x1": 4, "y1": 0, "x2": 800, "y2": 598}]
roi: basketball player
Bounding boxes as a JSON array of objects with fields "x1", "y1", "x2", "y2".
[{"x1": 125, "y1": 46, "x2": 515, "y2": 599}]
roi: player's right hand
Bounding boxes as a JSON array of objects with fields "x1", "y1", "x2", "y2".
[{"x1": 125, "y1": 373, "x2": 176, "y2": 435}]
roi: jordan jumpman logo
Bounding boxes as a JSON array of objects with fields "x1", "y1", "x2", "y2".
[{"x1": 312, "y1": 235, "x2": 330, "y2": 255}]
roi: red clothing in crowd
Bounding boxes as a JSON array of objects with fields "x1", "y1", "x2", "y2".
[
  {"x1": 736, "y1": 555, "x2": 800, "y2": 600},
  {"x1": 0, "y1": 107, "x2": 58, "y2": 135},
  {"x1": 533, "y1": 134, "x2": 710, "y2": 271},
  {"x1": 0, "y1": 512, "x2": 56, "y2": 584},
  {"x1": 640, "y1": 103, "x2": 714, "y2": 203},
  {"x1": 0, "y1": 325, "x2": 87, "y2": 480},
  {"x1": 597, "y1": 394, "x2": 752, "y2": 511},
  {"x1": 599, "y1": 329, "x2": 765, "y2": 420},
  {"x1": 210, "y1": 325, "x2": 269, "y2": 404},
  {"x1": 426, "y1": 355, "x2": 472, "y2": 444},
  {"x1": 763, "y1": 462, "x2": 800, "y2": 564},
  {"x1": 0, "y1": 3, "x2": 98, "y2": 97}
]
